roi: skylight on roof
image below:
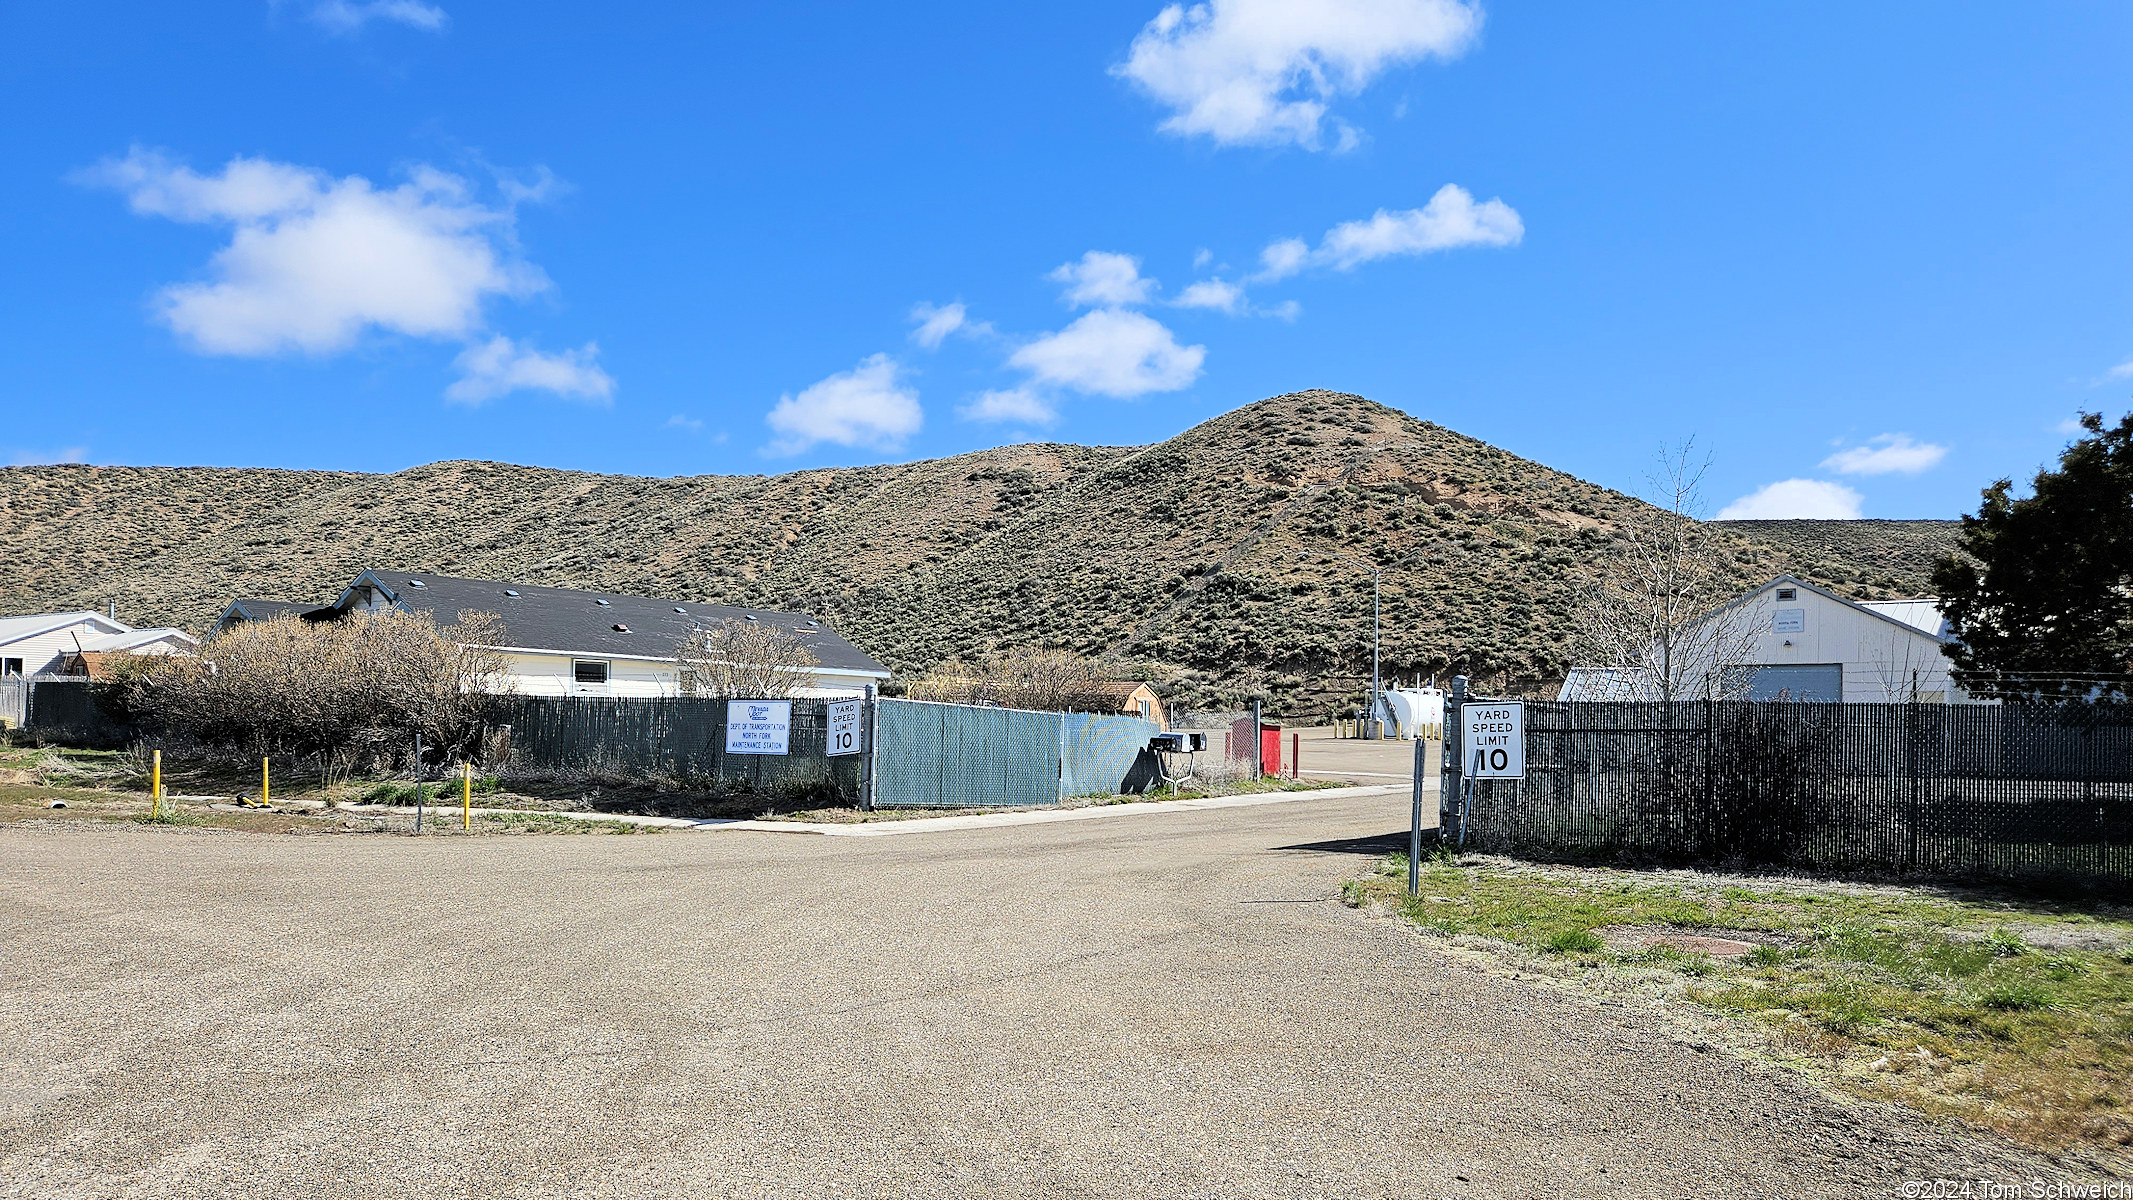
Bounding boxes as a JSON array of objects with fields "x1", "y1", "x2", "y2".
[
  {"x1": 504, "y1": 589, "x2": 519, "y2": 597},
  {"x1": 408, "y1": 580, "x2": 425, "y2": 587},
  {"x1": 673, "y1": 607, "x2": 686, "y2": 614},
  {"x1": 596, "y1": 599, "x2": 610, "y2": 606},
  {"x1": 613, "y1": 623, "x2": 630, "y2": 632}
]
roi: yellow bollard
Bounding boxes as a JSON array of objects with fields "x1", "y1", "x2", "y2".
[
  {"x1": 262, "y1": 757, "x2": 270, "y2": 808},
  {"x1": 462, "y1": 762, "x2": 471, "y2": 831},
  {"x1": 151, "y1": 749, "x2": 162, "y2": 819}
]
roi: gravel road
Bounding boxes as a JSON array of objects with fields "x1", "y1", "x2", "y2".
[{"x1": 0, "y1": 791, "x2": 2082, "y2": 1198}]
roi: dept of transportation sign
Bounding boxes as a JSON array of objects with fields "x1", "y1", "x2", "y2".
[
  {"x1": 725, "y1": 700, "x2": 793, "y2": 755},
  {"x1": 1461, "y1": 700, "x2": 1525, "y2": 779}
]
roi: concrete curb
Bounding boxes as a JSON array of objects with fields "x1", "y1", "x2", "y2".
[{"x1": 337, "y1": 781, "x2": 1424, "y2": 837}]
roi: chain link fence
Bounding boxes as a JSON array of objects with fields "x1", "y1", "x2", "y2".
[{"x1": 1466, "y1": 700, "x2": 2133, "y2": 887}]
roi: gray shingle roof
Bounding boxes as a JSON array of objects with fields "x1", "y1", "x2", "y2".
[{"x1": 341, "y1": 570, "x2": 889, "y2": 676}]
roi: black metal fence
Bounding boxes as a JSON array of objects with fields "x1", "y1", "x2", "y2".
[
  {"x1": 1468, "y1": 701, "x2": 2133, "y2": 888},
  {"x1": 490, "y1": 695, "x2": 862, "y2": 800},
  {"x1": 22, "y1": 680, "x2": 138, "y2": 748}
]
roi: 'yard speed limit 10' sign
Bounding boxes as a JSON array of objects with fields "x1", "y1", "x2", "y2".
[
  {"x1": 1461, "y1": 701, "x2": 1525, "y2": 779},
  {"x1": 825, "y1": 698, "x2": 862, "y2": 757}
]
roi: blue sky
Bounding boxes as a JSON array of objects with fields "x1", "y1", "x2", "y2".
[{"x1": 5, "y1": 2, "x2": 2131, "y2": 519}]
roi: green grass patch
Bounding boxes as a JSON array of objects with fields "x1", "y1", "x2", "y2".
[
  {"x1": 1345, "y1": 854, "x2": 2133, "y2": 1155},
  {"x1": 359, "y1": 775, "x2": 504, "y2": 806},
  {"x1": 472, "y1": 811, "x2": 657, "y2": 835}
]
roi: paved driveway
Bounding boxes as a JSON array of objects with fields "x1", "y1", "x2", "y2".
[{"x1": 0, "y1": 792, "x2": 2068, "y2": 1198}]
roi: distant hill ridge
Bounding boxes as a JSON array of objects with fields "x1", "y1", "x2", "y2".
[{"x1": 0, "y1": 390, "x2": 1960, "y2": 713}]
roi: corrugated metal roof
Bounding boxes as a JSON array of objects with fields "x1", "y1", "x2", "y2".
[
  {"x1": 1858, "y1": 599, "x2": 1950, "y2": 637},
  {"x1": 1556, "y1": 667, "x2": 1658, "y2": 701},
  {"x1": 0, "y1": 612, "x2": 125, "y2": 647}
]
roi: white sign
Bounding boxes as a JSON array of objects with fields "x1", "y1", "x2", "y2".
[
  {"x1": 826, "y1": 698, "x2": 862, "y2": 757},
  {"x1": 1772, "y1": 608, "x2": 1806, "y2": 633},
  {"x1": 1461, "y1": 701, "x2": 1525, "y2": 779},
  {"x1": 725, "y1": 700, "x2": 793, "y2": 755}
]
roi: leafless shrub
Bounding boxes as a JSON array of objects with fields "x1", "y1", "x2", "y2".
[
  {"x1": 1575, "y1": 443, "x2": 1760, "y2": 701},
  {"x1": 673, "y1": 619, "x2": 819, "y2": 698},
  {"x1": 117, "y1": 610, "x2": 510, "y2": 769},
  {"x1": 907, "y1": 647, "x2": 1119, "y2": 712}
]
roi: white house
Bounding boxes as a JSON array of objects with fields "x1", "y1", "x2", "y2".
[
  {"x1": 213, "y1": 570, "x2": 893, "y2": 698},
  {"x1": 0, "y1": 611, "x2": 199, "y2": 679},
  {"x1": 1560, "y1": 574, "x2": 1972, "y2": 703}
]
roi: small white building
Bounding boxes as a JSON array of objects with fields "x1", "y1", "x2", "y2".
[
  {"x1": 0, "y1": 611, "x2": 198, "y2": 679},
  {"x1": 213, "y1": 570, "x2": 892, "y2": 698},
  {"x1": 1560, "y1": 574, "x2": 1971, "y2": 703}
]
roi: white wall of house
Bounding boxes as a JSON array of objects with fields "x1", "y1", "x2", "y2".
[
  {"x1": 0, "y1": 614, "x2": 130, "y2": 678},
  {"x1": 489, "y1": 650, "x2": 877, "y2": 698},
  {"x1": 1696, "y1": 582, "x2": 1966, "y2": 702}
]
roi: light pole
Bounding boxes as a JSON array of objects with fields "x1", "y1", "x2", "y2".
[{"x1": 1317, "y1": 546, "x2": 1426, "y2": 738}]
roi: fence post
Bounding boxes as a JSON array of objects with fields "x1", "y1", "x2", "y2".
[
  {"x1": 413, "y1": 732, "x2": 424, "y2": 835},
  {"x1": 1440, "y1": 676, "x2": 1467, "y2": 844},
  {"x1": 1906, "y1": 700, "x2": 1920, "y2": 872},
  {"x1": 1252, "y1": 700, "x2": 1263, "y2": 779}
]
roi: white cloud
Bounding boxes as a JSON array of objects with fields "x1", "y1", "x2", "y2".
[
  {"x1": 959, "y1": 388, "x2": 1057, "y2": 425},
  {"x1": 1049, "y1": 251, "x2": 1157, "y2": 308},
  {"x1": 909, "y1": 301, "x2": 993, "y2": 349},
  {"x1": 1008, "y1": 309, "x2": 1205, "y2": 398},
  {"x1": 1113, "y1": 0, "x2": 1482, "y2": 150},
  {"x1": 766, "y1": 354, "x2": 923, "y2": 455},
  {"x1": 1820, "y1": 434, "x2": 1947, "y2": 477},
  {"x1": 307, "y1": 0, "x2": 447, "y2": 34},
  {"x1": 446, "y1": 337, "x2": 613, "y2": 405},
  {"x1": 665, "y1": 414, "x2": 705, "y2": 432},
  {"x1": 84, "y1": 148, "x2": 544, "y2": 356},
  {"x1": 1257, "y1": 184, "x2": 1522, "y2": 280},
  {"x1": 2106, "y1": 360, "x2": 2133, "y2": 381},
  {"x1": 9, "y1": 447, "x2": 89, "y2": 466},
  {"x1": 1715, "y1": 479, "x2": 1864, "y2": 521},
  {"x1": 1173, "y1": 278, "x2": 1247, "y2": 313}
]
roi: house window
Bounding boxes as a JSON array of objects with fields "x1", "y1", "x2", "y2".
[
  {"x1": 1776, "y1": 588, "x2": 1796, "y2": 601},
  {"x1": 1, "y1": 658, "x2": 20, "y2": 677},
  {"x1": 573, "y1": 660, "x2": 610, "y2": 685},
  {"x1": 1138, "y1": 700, "x2": 1152, "y2": 720}
]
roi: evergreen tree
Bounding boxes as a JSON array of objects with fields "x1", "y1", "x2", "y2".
[{"x1": 1931, "y1": 412, "x2": 2133, "y2": 699}]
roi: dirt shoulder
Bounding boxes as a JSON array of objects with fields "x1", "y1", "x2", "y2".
[{"x1": 1344, "y1": 852, "x2": 2133, "y2": 1170}]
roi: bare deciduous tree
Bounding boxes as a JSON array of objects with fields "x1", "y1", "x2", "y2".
[
  {"x1": 116, "y1": 610, "x2": 510, "y2": 768},
  {"x1": 1575, "y1": 443, "x2": 1760, "y2": 701},
  {"x1": 906, "y1": 647, "x2": 1119, "y2": 712},
  {"x1": 673, "y1": 619, "x2": 820, "y2": 698}
]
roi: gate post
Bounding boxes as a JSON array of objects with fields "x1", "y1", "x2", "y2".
[
  {"x1": 861, "y1": 686, "x2": 880, "y2": 812},
  {"x1": 1440, "y1": 675, "x2": 1468, "y2": 844},
  {"x1": 1251, "y1": 699, "x2": 1264, "y2": 779}
]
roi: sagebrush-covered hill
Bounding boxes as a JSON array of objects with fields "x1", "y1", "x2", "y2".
[{"x1": 0, "y1": 391, "x2": 1960, "y2": 714}]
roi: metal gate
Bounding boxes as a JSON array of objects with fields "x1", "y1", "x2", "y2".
[
  {"x1": 871, "y1": 698, "x2": 1160, "y2": 809},
  {"x1": 874, "y1": 698, "x2": 1060, "y2": 808}
]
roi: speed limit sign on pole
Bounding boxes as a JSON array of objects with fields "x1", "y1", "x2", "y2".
[
  {"x1": 826, "y1": 698, "x2": 862, "y2": 756},
  {"x1": 1461, "y1": 700, "x2": 1525, "y2": 779}
]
